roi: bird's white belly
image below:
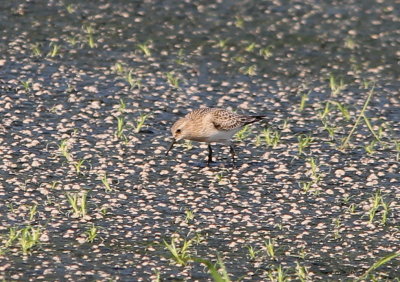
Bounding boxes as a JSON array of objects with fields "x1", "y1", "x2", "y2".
[{"x1": 205, "y1": 128, "x2": 240, "y2": 144}]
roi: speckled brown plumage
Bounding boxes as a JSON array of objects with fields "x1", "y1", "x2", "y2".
[{"x1": 166, "y1": 108, "x2": 266, "y2": 164}]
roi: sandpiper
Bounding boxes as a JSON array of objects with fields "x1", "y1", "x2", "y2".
[{"x1": 166, "y1": 108, "x2": 266, "y2": 165}]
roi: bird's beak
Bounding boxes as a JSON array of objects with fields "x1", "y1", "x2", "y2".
[{"x1": 165, "y1": 138, "x2": 176, "y2": 156}]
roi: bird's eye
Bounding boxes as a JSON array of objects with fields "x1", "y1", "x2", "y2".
[{"x1": 176, "y1": 129, "x2": 181, "y2": 134}]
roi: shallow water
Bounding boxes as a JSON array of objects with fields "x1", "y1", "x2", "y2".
[{"x1": 0, "y1": 0, "x2": 399, "y2": 280}]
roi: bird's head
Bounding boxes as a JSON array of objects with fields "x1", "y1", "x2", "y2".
[{"x1": 166, "y1": 117, "x2": 191, "y2": 155}]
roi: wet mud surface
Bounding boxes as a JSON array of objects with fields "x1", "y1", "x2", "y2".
[{"x1": 0, "y1": 0, "x2": 399, "y2": 280}]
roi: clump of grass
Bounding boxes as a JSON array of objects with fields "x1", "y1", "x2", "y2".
[
  {"x1": 299, "y1": 90, "x2": 311, "y2": 111},
  {"x1": 83, "y1": 24, "x2": 96, "y2": 48},
  {"x1": 266, "y1": 265, "x2": 289, "y2": 282},
  {"x1": 58, "y1": 139, "x2": 72, "y2": 161},
  {"x1": 166, "y1": 72, "x2": 180, "y2": 89},
  {"x1": 115, "y1": 115, "x2": 126, "y2": 140},
  {"x1": 3, "y1": 226, "x2": 41, "y2": 255},
  {"x1": 216, "y1": 38, "x2": 230, "y2": 49},
  {"x1": 295, "y1": 262, "x2": 309, "y2": 282},
  {"x1": 264, "y1": 238, "x2": 277, "y2": 259},
  {"x1": 163, "y1": 237, "x2": 194, "y2": 266},
  {"x1": 235, "y1": 125, "x2": 251, "y2": 141},
  {"x1": 193, "y1": 255, "x2": 232, "y2": 282},
  {"x1": 66, "y1": 192, "x2": 88, "y2": 217},
  {"x1": 332, "y1": 217, "x2": 342, "y2": 240},
  {"x1": 240, "y1": 65, "x2": 257, "y2": 76},
  {"x1": 235, "y1": 16, "x2": 244, "y2": 28},
  {"x1": 247, "y1": 245, "x2": 261, "y2": 261},
  {"x1": 259, "y1": 46, "x2": 273, "y2": 59},
  {"x1": 367, "y1": 190, "x2": 391, "y2": 225},
  {"x1": 118, "y1": 98, "x2": 126, "y2": 113},
  {"x1": 133, "y1": 113, "x2": 149, "y2": 133},
  {"x1": 297, "y1": 134, "x2": 313, "y2": 155},
  {"x1": 184, "y1": 209, "x2": 195, "y2": 223},
  {"x1": 28, "y1": 204, "x2": 37, "y2": 221},
  {"x1": 72, "y1": 159, "x2": 86, "y2": 175},
  {"x1": 329, "y1": 73, "x2": 345, "y2": 97},
  {"x1": 137, "y1": 41, "x2": 152, "y2": 56},
  {"x1": 85, "y1": 224, "x2": 98, "y2": 243},
  {"x1": 47, "y1": 42, "x2": 61, "y2": 57},
  {"x1": 245, "y1": 42, "x2": 256, "y2": 52},
  {"x1": 257, "y1": 128, "x2": 281, "y2": 148},
  {"x1": 30, "y1": 43, "x2": 42, "y2": 57},
  {"x1": 19, "y1": 226, "x2": 41, "y2": 255},
  {"x1": 124, "y1": 69, "x2": 142, "y2": 89},
  {"x1": 20, "y1": 80, "x2": 32, "y2": 92},
  {"x1": 321, "y1": 120, "x2": 337, "y2": 140}
]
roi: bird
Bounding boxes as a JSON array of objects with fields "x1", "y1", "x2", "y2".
[{"x1": 165, "y1": 108, "x2": 266, "y2": 165}]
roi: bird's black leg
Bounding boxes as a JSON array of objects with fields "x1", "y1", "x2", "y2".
[
  {"x1": 207, "y1": 144, "x2": 213, "y2": 165},
  {"x1": 229, "y1": 144, "x2": 236, "y2": 166}
]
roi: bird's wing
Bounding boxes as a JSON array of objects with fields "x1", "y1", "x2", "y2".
[{"x1": 212, "y1": 109, "x2": 260, "y2": 131}]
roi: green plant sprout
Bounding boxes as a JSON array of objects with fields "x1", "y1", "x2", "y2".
[
  {"x1": 66, "y1": 4, "x2": 76, "y2": 14},
  {"x1": 266, "y1": 265, "x2": 289, "y2": 282},
  {"x1": 297, "y1": 135, "x2": 313, "y2": 155},
  {"x1": 166, "y1": 72, "x2": 180, "y2": 89},
  {"x1": 3, "y1": 226, "x2": 41, "y2": 255},
  {"x1": 319, "y1": 101, "x2": 332, "y2": 119},
  {"x1": 235, "y1": 16, "x2": 244, "y2": 28},
  {"x1": 31, "y1": 43, "x2": 42, "y2": 57},
  {"x1": 296, "y1": 262, "x2": 309, "y2": 282},
  {"x1": 240, "y1": 65, "x2": 257, "y2": 76},
  {"x1": 20, "y1": 80, "x2": 32, "y2": 91},
  {"x1": 19, "y1": 226, "x2": 41, "y2": 255},
  {"x1": 73, "y1": 159, "x2": 86, "y2": 175},
  {"x1": 163, "y1": 237, "x2": 193, "y2": 266},
  {"x1": 247, "y1": 245, "x2": 261, "y2": 261},
  {"x1": 322, "y1": 120, "x2": 336, "y2": 140},
  {"x1": 137, "y1": 41, "x2": 152, "y2": 56},
  {"x1": 66, "y1": 36, "x2": 78, "y2": 46},
  {"x1": 216, "y1": 38, "x2": 229, "y2": 49},
  {"x1": 259, "y1": 128, "x2": 281, "y2": 148},
  {"x1": 259, "y1": 46, "x2": 273, "y2": 59},
  {"x1": 85, "y1": 224, "x2": 98, "y2": 243},
  {"x1": 66, "y1": 192, "x2": 88, "y2": 217},
  {"x1": 335, "y1": 102, "x2": 351, "y2": 121},
  {"x1": 124, "y1": 69, "x2": 142, "y2": 89},
  {"x1": 58, "y1": 139, "x2": 72, "y2": 161},
  {"x1": 264, "y1": 238, "x2": 277, "y2": 259},
  {"x1": 118, "y1": 98, "x2": 126, "y2": 113},
  {"x1": 134, "y1": 113, "x2": 149, "y2": 133},
  {"x1": 299, "y1": 91, "x2": 311, "y2": 111},
  {"x1": 184, "y1": 209, "x2": 195, "y2": 223},
  {"x1": 235, "y1": 125, "x2": 251, "y2": 141},
  {"x1": 365, "y1": 140, "x2": 377, "y2": 155},
  {"x1": 115, "y1": 115, "x2": 126, "y2": 139},
  {"x1": 83, "y1": 24, "x2": 96, "y2": 48},
  {"x1": 183, "y1": 140, "x2": 193, "y2": 151},
  {"x1": 245, "y1": 42, "x2": 256, "y2": 52},
  {"x1": 28, "y1": 204, "x2": 37, "y2": 221},
  {"x1": 101, "y1": 174, "x2": 112, "y2": 192},
  {"x1": 47, "y1": 42, "x2": 60, "y2": 57},
  {"x1": 340, "y1": 85, "x2": 375, "y2": 150},
  {"x1": 329, "y1": 73, "x2": 345, "y2": 96},
  {"x1": 332, "y1": 217, "x2": 342, "y2": 240}
]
